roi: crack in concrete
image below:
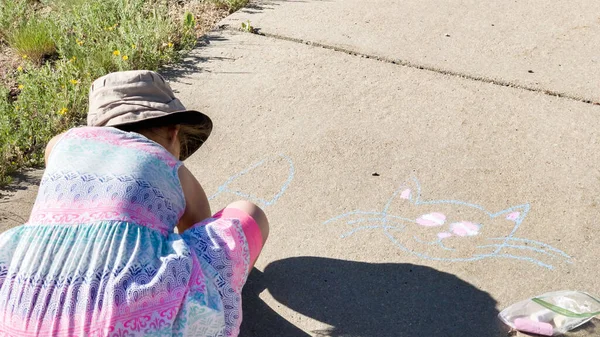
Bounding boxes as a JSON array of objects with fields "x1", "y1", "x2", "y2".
[{"x1": 222, "y1": 27, "x2": 600, "y2": 106}]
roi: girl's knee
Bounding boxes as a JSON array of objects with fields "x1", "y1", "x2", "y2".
[{"x1": 226, "y1": 201, "x2": 269, "y2": 243}]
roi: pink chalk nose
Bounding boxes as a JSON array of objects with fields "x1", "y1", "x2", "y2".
[{"x1": 416, "y1": 212, "x2": 446, "y2": 227}]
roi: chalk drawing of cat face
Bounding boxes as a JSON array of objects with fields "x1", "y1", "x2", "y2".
[
  {"x1": 208, "y1": 154, "x2": 294, "y2": 209},
  {"x1": 324, "y1": 177, "x2": 572, "y2": 270}
]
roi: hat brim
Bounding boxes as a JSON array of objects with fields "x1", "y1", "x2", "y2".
[{"x1": 107, "y1": 110, "x2": 212, "y2": 161}]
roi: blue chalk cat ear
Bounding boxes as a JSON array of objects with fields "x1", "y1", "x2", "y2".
[{"x1": 492, "y1": 204, "x2": 530, "y2": 223}]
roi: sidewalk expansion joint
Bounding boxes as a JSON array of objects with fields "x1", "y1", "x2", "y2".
[{"x1": 221, "y1": 27, "x2": 600, "y2": 106}]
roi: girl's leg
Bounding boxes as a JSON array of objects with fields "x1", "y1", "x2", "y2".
[
  {"x1": 181, "y1": 201, "x2": 268, "y2": 337},
  {"x1": 220, "y1": 200, "x2": 269, "y2": 270}
]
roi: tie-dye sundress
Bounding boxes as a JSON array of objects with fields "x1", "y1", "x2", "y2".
[{"x1": 0, "y1": 126, "x2": 258, "y2": 337}]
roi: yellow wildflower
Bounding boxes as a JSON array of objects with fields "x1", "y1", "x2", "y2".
[
  {"x1": 76, "y1": 39, "x2": 84, "y2": 46},
  {"x1": 70, "y1": 56, "x2": 77, "y2": 62},
  {"x1": 122, "y1": 55, "x2": 129, "y2": 61},
  {"x1": 22, "y1": 54, "x2": 28, "y2": 59},
  {"x1": 113, "y1": 50, "x2": 120, "y2": 56},
  {"x1": 167, "y1": 42, "x2": 173, "y2": 48},
  {"x1": 17, "y1": 84, "x2": 24, "y2": 90},
  {"x1": 70, "y1": 79, "x2": 79, "y2": 85},
  {"x1": 58, "y1": 107, "x2": 68, "y2": 115},
  {"x1": 17, "y1": 66, "x2": 23, "y2": 72},
  {"x1": 131, "y1": 43, "x2": 136, "y2": 49}
]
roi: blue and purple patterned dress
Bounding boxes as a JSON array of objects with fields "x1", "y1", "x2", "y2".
[{"x1": 0, "y1": 127, "x2": 253, "y2": 337}]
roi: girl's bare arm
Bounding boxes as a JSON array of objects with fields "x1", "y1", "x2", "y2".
[
  {"x1": 44, "y1": 133, "x2": 65, "y2": 166},
  {"x1": 177, "y1": 165, "x2": 212, "y2": 233}
]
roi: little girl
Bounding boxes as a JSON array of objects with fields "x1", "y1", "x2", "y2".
[{"x1": 0, "y1": 70, "x2": 268, "y2": 336}]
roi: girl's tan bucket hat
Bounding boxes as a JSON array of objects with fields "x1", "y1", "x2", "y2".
[{"x1": 87, "y1": 70, "x2": 212, "y2": 160}]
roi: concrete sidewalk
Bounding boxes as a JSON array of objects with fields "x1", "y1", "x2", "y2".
[
  {"x1": 221, "y1": 0, "x2": 600, "y2": 104},
  {"x1": 2, "y1": 0, "x2": 600, "y2": 336},
  {"x1": 166, "y1": 24, "x2": 599, "y2": 335}
]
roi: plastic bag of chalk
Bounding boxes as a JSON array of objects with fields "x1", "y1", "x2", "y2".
[{"x1": 498, "y1": 290, "x2": 600, "y2": 336}]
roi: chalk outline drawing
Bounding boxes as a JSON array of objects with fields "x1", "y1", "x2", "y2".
[
  {"x1": 324, "y1": 177, "x2": 572, "y2": 270},
  {"x1": 208, "y1": 154, "x2": 295, "y2": 208}
]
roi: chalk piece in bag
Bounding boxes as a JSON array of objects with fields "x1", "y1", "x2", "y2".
[
  {"x1": 553, "y1": 315, "x2": 567, "y2": 329},
  {"x1": 529, "y1": 309, "x2": 555, "y2": 322},
  {"x1": 514, "y1": 318, "x2": 554, "y2": 336}
]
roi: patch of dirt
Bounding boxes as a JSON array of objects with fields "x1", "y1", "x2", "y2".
[
  {"x1": 174, "y1": 0, "x2": 230, "y2": 37},
  {"x1": 0, "y1": 44, "x2": 20, "y2": 89},
  {"x1": 0, "y1": 168, "x2": 42, "y2": 232}
]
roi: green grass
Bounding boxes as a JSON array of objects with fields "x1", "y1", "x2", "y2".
[
  {"x1": 0, "y1": 0, "x2": 27, "y2": 40},
  {"x1": 0, "y1": 0, "x2": 247, "y2": 185},
  {"x1": 7, "y1": 18, "x2": 58, "y2": 63},
  {"x1": 214, "y1": 0, "x2": 249, "y2": 13}
]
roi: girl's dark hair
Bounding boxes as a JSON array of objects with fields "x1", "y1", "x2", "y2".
[{"x1": 115, "y1": 119, "x2": 211, "y2": 159}]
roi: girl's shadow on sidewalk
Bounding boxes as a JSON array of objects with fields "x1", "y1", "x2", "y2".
[{"x1": 241, "y1": 257, "x2": 507, "y2": 337}]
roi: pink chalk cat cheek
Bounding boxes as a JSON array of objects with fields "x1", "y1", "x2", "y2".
[
  {"x1": 506, "y1": 211, "x2": 520, "y2": 221},
  {"x1": 449, "y1": 221, "x2": 480, "y2": 236},
  {"x1": 416, "y1": 212, "x2": 446, "y2": 226},
  {"x1": 437, "y1": 232, "x2": 452, "y2": 239},
  {"x1": 400, "y1": 189, "x2": 411, "y2": 200}
]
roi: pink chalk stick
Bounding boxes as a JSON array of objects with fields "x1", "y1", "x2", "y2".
[{"x1": 514, "y1": 318, "x2": 554, "y2": 336}]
